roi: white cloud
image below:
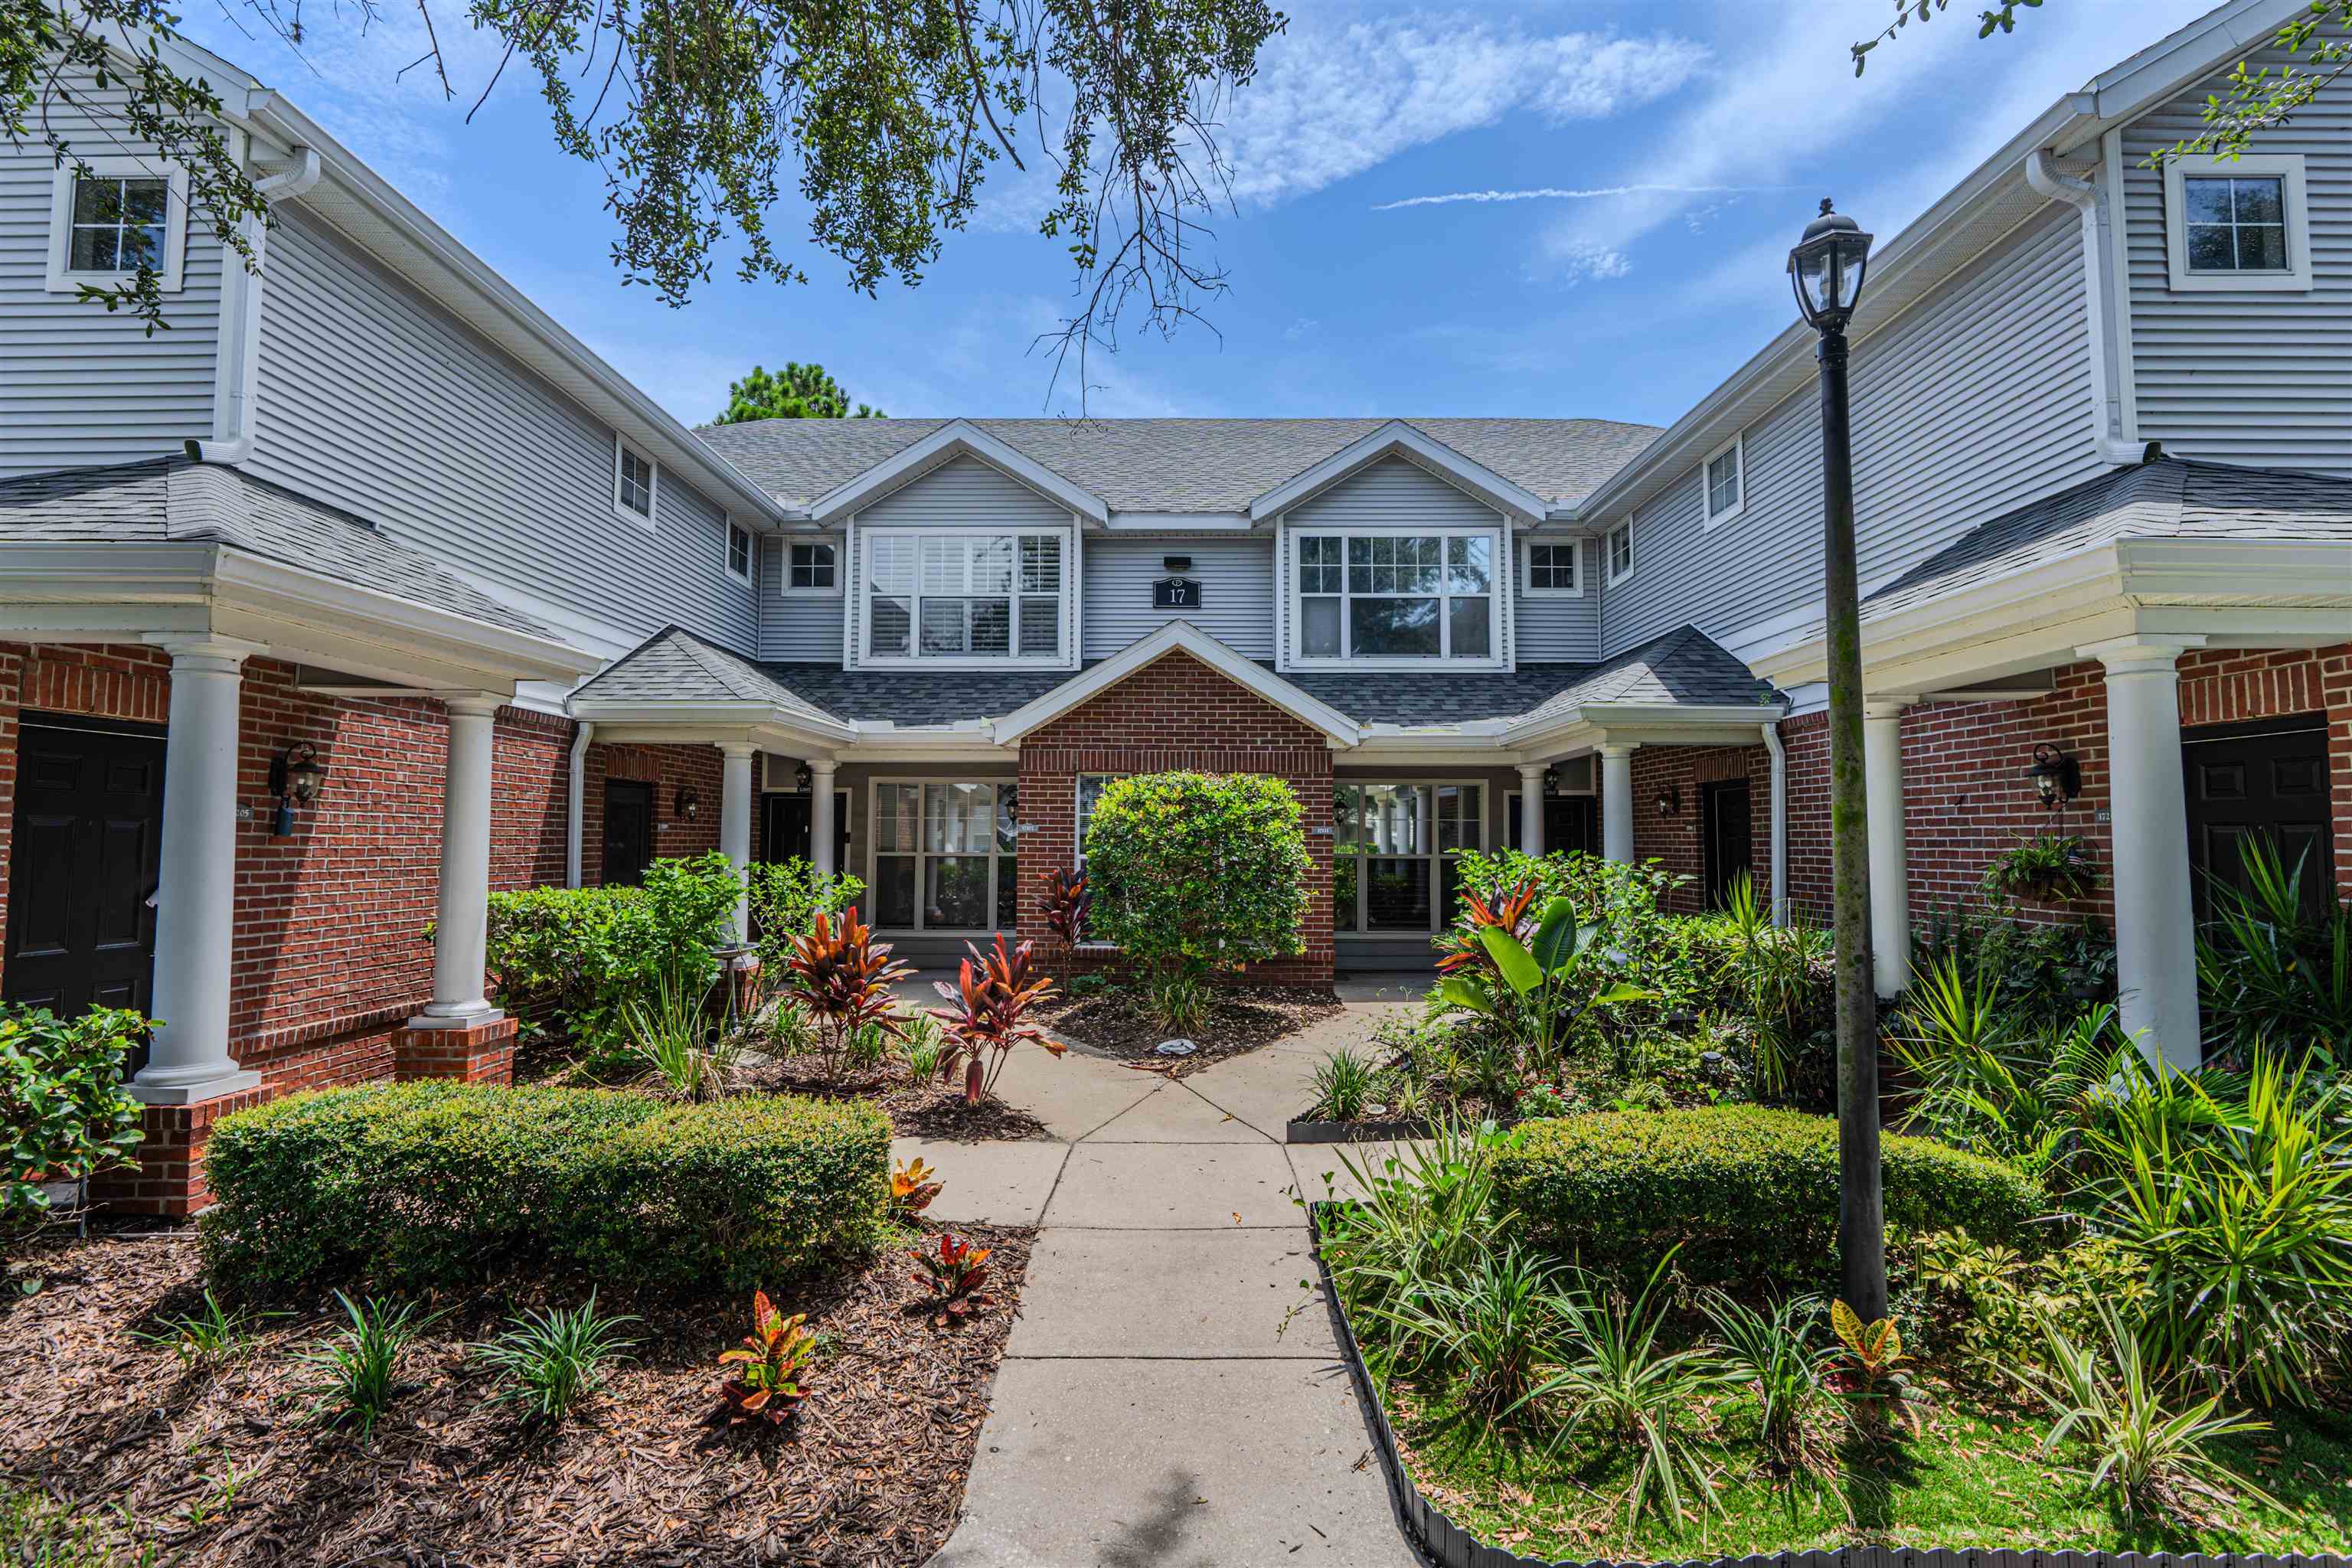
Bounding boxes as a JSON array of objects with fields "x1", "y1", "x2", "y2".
[
  {"x1": 1553, "y1": 244, "x2": 1633, "y2": 286},
  {"x1": 1283, "y1": 316, "x2": 1319, "y2": 341},
  {"x1": 1374, "y1": 183, "x2": 1775, "y2": 211}
]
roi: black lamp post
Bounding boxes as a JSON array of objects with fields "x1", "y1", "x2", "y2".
[{"x1": 1788, "y1": 198, "x2": 1887, "y2": 1322}]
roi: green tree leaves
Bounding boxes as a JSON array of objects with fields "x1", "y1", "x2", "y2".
[{"x1": 714, "y1": 362, "x2": 883, "y2": 423}]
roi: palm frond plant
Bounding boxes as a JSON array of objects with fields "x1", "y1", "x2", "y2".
[
  {"x1": 1722, "y1": 871, "x2": 1831, "y2": 1101},
  {"x1": 930, "y1": 933, "x2": 1063, "y2": 1105},
  {"x1": 2196, "y1": 836, "x2": 2352, "y2": 1060}
]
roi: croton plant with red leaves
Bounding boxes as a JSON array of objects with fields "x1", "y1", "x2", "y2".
[
  {"x1": 715, "y1": 1289, "x2": 815, "y2": 1424},
  {"x1": 929, "y1": 933, "x2": 1062, "y2": 1106},
  {"x1": 785, "y1": 909, "x2": 913, "y2": 1081},
  {"x1": 910, "y1": 1232, "x2": 994, "y2": 1326}
]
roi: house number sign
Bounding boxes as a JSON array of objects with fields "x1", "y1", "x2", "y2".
[{"x1": 1152, "y1": 577, "x2": 1201, "y2": 610}]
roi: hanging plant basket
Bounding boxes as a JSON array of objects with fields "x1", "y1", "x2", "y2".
[{"x1": 1981, "y1": 834, "x2": 2101, "y2": 906}]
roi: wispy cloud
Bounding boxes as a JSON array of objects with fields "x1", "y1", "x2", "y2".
[{"x1": 1374, "y1": 183, "x2": 1776, "y2": 211}]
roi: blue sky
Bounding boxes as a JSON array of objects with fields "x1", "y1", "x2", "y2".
[{"x1": 178, "y1": 0, "x2": 2223, "y2": 430}]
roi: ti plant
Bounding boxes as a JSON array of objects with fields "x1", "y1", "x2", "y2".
[
  {"x1": 910, "y1": 1233, "x2": 994, "y2": 1326},
  {"x1": 930, "y1": 934, "x2": 1063, "y2": 1105},
  {"x1": 1828, "y1": 1298, "x2": 1924, "y2": 1434},
  {"x1": 1039, "y1": 867, "x2": 1092, "y2": 946},
  {"x1": 1434, "y1": 895, "x2": 1651, "y2": 1080},
  {"x1": 890, "y1": 1156, "x2": 944, "y2": 1218},
  {"x1": 785, "y1": 910, "x2": 913, "y2": 1082},
  {"x1": 716, "y1": 1290, "x2": 816, "y2": 1424}
]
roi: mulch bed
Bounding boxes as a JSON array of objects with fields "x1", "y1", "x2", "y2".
[
  {"x1": 744, "y1": 1058, "x2": 1049, "y2": 1142},
  {"x1": 1035, "y1": 984, "x2": 1344, "y2": 1076},
  {"x1": 0, "y1": 1220, "x2": 1034, "y2": 1567}
]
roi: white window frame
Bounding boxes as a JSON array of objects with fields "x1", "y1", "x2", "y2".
[
  {"x1": 1286, "y1": 522, "x2": 1508, "y2": 670},
  {"x1": 1702, "y1": 433, "x2": 1746, "y2": 529},
  {"x1": 858, "y1": 526, "x2": 1072, "y2": 669},
  {"x1": 612, "y1": 436, "x2": 658, "y2": 528},
  {"x1": 1332, "y1": 779, "x2": 1488, "y2": 937},
  {"x1": 724, "y1": 518, "x2": 754, "y2": 585},
  {"x1": 47, "y1": 158, "x2": 189, "y2": 295},
  {"x1": 864, "y1": 778, "x2": 1020, "y2": 934},
  {"x1": 1073, "y1": 773, "x2": 1127, "y2": 874},
  {"x1": 1605, "y1": 519, "x2": 1635, "y2": 586},
  {"x1": 1520, "y1": 537, "x2": 1585, "y2": 598},
  {"x1": 2163, "y1": 154, "x2": 2312, "y2": 293},
  {"x1": 782, "y1": 538, "x2": 842, "y2": 596}
]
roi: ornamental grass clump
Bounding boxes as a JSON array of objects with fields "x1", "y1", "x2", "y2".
[{"x1": 474, "y1": 1291, "x2": 639, "y2": 1426}]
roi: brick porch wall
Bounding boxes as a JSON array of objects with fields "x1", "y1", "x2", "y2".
[
  {"x1": 578, "y1": 740, "x2": 724, "y2": 886},
  {"x1": 1630, "y1": 743, "x2": 1775, "y2": 915},
  {"x1": 1015, "y1": 650, "x2": 1336, "y2": 986}
]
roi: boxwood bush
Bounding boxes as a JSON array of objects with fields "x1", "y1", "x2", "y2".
[
  {"x1": 1493, "y1": 1106, "x2": 2041, "y2": 1290},
  {"x1": 200, "y1": 1082, "x2": 890, "y2": 1295}
]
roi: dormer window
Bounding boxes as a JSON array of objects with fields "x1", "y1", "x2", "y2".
[
  {"x1": 47, "y1": 160, "x2": 188, "y2": 294},
  {"x1": 613, "y1": 439, "x2": 656, "y2": 524},
  {"x1": 1704, "y1": 433, "x2": 1745, "y2": 528},
  {"x1": 1289, "y1": 526, "x2": 1501, "y2": 666},
  {"x1": 861, "y1": 529, "x2": 1067, "y2": 665}
]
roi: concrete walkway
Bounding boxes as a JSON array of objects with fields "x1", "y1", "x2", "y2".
[{"x1": 911, "y1": 1001, "x2": 1426, "y2": 1567}]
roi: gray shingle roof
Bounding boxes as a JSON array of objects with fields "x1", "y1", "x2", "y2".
[
  {"x1": 575, "y1": 624, "x2": 1773, "y2": 731},
  {"x1": 0, "y1": 458, "x2": 557, "y2": 639},
  {"x1": 1868, "y1": 458, "x2": 2352, "y2": 619},
  {"x1": 693, "y1": 417, "x2": 1664, "y2": 514}
]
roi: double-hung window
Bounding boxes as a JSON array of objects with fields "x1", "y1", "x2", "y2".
[
  {"x1": 1606, "y1": 520, "x2": 1634, "y2": 584},
  {"x1": 1703, "y1": 433, "x2": 1745, "y2": 528},
  {"x1": 863, "y1": 531, "x2": 1066, "y2": 663},
  {"x1": 614, "y1": 439, "x2": 656, "y2": 524},
  {"x1": 871, "y1": 781, "x2": 1019, "y2": 930},
  {"x1": 1332, "y1": 782, "x2": 1483, "y2": 934},
  {"x1": 725, "y1": 521, "x2": 754, "y2": 583},
  {"x1": 1292, "y1": 528, "x2": 1501, "y2": 665}
]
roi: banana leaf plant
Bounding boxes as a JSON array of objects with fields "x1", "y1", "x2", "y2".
[{"x1": 1434, "y1": 895, "x2": 1650, "y2": 1079}]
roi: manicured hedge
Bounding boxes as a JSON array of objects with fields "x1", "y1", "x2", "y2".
[
  {"x1": 1493, "y1": 1106, "x2": 2041, "y2": 1289},
  {"x1": 200, "y1": 1082, "x2": 891, "y2": 1295}
]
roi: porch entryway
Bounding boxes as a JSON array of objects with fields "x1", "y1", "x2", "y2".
[{"x1": 2184, "y1": 714, "x2": 2335, "y2": 918}]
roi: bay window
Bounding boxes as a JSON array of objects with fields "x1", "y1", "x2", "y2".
[
  {"x1": 871, "y1": 781, "x2": 1020, "y2": 930},
  {"x1": 863, "y1": 529, "x2": 1067, "y2": 663},
  {"x1": 1332, "y1": 782, "x2": 1483, "y2": 934},
  {"x1": 1292, "y1": 528, "x2": 1501, "y2": 665}
]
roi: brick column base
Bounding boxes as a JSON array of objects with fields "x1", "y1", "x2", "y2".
[
  {"x1": 90, "y1": 1085, "x2": 276, "y2": 1217},
  {"x1": 392, "y1": 1015, "x2": 519, "y2": 1083}
]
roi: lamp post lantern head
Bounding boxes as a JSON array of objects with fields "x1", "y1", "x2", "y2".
[{"x1": 1788, "y1": 198, "x2": 1873, "y2": 330}]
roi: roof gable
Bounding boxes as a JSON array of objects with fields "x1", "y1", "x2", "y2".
[
  {"x1": 1249, "y1": 420, "x2": 1549, "y2": 523},
  {"x1": 808, "y1": 420, "x2": 1106, "y2": 524},
  {"x1": 990, "y1": 622, "x2": 1360, "y2": 746}
]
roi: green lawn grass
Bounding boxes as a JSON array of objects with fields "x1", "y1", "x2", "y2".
[{"x1": 1384, "y1": 1372, "x2": 2352, "y2": 1560}]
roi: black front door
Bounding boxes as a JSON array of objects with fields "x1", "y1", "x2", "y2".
[
  {"x1": 1700, "y1": 779, "x2": 1754, "y2": 910},
  {"x1": 603, "y1": 779, "x2": 655, "y2": 887},
  {"x1": 2184, "y1": 716, "x2": 2334, "y2": 918},
  {"x1": 1544, "y1": 796, "x2": 1599, "y2": 855},
  {"x1": 4, "y1": 716, "x2": 167, "y2": 1033},
  {"x1": 760, "y1": 791, "x2": 850, "y2": 869}
]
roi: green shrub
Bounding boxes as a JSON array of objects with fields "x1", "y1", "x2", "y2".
[
  {"x1": 481, "y1": 852, "x2": 743, "y2": 1050},
  {"x1": 1083, "y1": 771, "x2": 1310, "y2": 978},
  {"x1": 746, "y1": 858, "x2": 864, "y2": 981},
  {"x1": 1493, "y1": 1106, "x2": 2041, "y2": 1291},
  {"x1": 2, "y1": 1002, "x2": 147, "y2": 1235},
  {"x1": 200, "y1": 1081, "x2": 890, "y2": 1295}
]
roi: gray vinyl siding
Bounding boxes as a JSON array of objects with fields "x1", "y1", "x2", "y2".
[
  {"x1": 1514, "y1": 536, "x2": 1598, "y2": 662},
  {"x1": 2119, "y1": 45, "x2": 2351, "y2": 475},
  {"x1": 1603, "y1": 207, "x2": 2102, "y2": 655},
  {"x1": 1082, "y1": 534, "x2": 1273, "y2": 658},
  {"x1": 0, "y1": 92, "x2": 224, "y2": 475},
  {"x1": 1280, "y1": 456, "x2": 1514, "y2": 670},
  {"x1": 759, "y1": 534, "x2": 847, "y2": 661},
  {"x1": 857, "y1": 454, "x2": 1075, "y2": 528},
  {"x1": 243, "y1": 207, "x2": 757, "y2": 652}
]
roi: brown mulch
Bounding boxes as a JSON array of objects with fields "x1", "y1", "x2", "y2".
[
  {"x1": 1034, "y1": 984, "x2": 1344, "y2": 1076},
  {"x1": 0, "y1": 1220, "x2": 1034, "y2": 1567},
  {"x1": 744, "y1": 1058, "x2": 1050, "y2": 1143}
]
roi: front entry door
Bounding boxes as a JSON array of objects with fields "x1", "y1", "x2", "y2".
[
  {"x1": 2184, "y1": 717, "x2": 2334, "y2": 918},
  {"x1": 1700, "y1": 779, "x2": 1755, "y2": 910},
  {"x1": 761, "y1": 791, "x2": 849, "y2": 870},
  {"x1": 3, "y1": 716, "x2": 167, "y2": 1039},
  {"x1": 1544, "y1": 796, "x2": 1599, "y2": 855},
  {"x1": 603, "y1": 779, "x2": 655, "y2": 887}
]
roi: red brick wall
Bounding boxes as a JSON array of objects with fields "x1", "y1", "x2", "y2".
[
  {"x1": 1782, "y1": 713, "x2": 1834, "y2": 923},
  {"x1": 1630, "y1": 743, "x2": 1775, "y2": 915},
  {"x1": 578, "y1": 742, "x2": 724, "y2": 885},
  {"x1": 1016, "y1": 650, "x2": 1336, "y2": 985}
]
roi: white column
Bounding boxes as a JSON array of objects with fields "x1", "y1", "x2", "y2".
[
  {"x1": 2085, "y1": 636, "x2": 2205, "y2": 1070},
  {"x1": 1599, "y1": 744, "x2": 1637, "y2": 863},
  {"x1": 417, "y1": 694, "x2": 505, "y2": 1026},
  {"x1": 1516, "y1": 763, "x2": 1546, "y2": 855},
  {"x1": 808, "y1": 759, "x2": 839, "y2": 877},
  {"x1": 134, "y1": 635, "x2": 265, "y2": 1105},
  {"x1": 717, "y1": 741, "x2": 757, "y2": 942},
  {"x1": 1864, "y1": 700, "x2": 1913, "y2": 999}
]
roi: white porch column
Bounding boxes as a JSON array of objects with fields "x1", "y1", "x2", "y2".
[
  {"x1": 717, "y1": 741, "x2": 757, "y2": 941},
  {"x1": 133, "y1": 635, "x2": 265, "y2": 1105},
  {"x1": 2086, "y1": 636, "x2": 2205, "y2": 1070},
  {"x1": 808, "y1": 759, "x2": 839, "y2": 878},
  {"x1": 417, "y1": 694, "x2": 505, "y2": 1026},
  {"x1": 1864, "y1": 701, "x2": 1913, "y2": 999},
  {"x1": 1599, "y1": 744, "x2": 1637, "y2": 863},
  {"x1": 1516, "y1": 763, "x2": 1546, "y2": 855}
]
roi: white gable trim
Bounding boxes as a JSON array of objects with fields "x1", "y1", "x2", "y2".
[
  {"x1": 1247, "y1": 421, "x2": 1550, "y2": 524},
  {"x1": 989, "y1": 621, "x2": 1361, "y2": 747},
  {"x1": 809, "y1": 420, "x2": 1108, "y2": 525}
]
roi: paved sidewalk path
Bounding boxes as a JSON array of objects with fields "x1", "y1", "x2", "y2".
[{"x1": 912, "y1": 1001, "x2": 1426, "y2": 1567}]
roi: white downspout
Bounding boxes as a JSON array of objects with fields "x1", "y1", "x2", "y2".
[
  {"x1": 565, "y1": 720, "x2": 596, "y2": 887},
  {"x1": 185, "y1": 144, "x2": 321, "y2": 466},
  {"x1": 1762, "y1": 719, "x2": 1788, "y2": 928},
  {"x1": 2024, "y1": 149, "x2": 2150, "y2": 467}
]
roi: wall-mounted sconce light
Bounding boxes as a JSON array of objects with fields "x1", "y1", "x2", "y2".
[
  {"x1": 2025, "y1": 743, "x2": 2080, "y2": 810},
  {"x1": 675, "y1": 786, "x2": 701, "y2": 822},
  {"x1": 1541, "y1": 766, "x2": 1561, "y2": 798},
  {"x1": 1655, "y1": 785, "x2": 1682, "y2": 817},
  {"x1": 794, "y1": 760, "x2": 813, "y2": 795},
  {"x1": 267, "y1": 742, "x2": 323, "y2": 837}
]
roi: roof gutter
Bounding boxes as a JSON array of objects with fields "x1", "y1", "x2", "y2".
[
  {"x1": 185, "y1": 142, "x2": 321, "y2": 467},
  {"x1": 2022, "y1": 149, "x2": 2157, "y2": 466}
]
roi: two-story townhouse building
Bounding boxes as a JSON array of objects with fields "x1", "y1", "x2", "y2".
[{"x1": 1, "y1": 0, "x2": 2344, "y2": 1211}]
